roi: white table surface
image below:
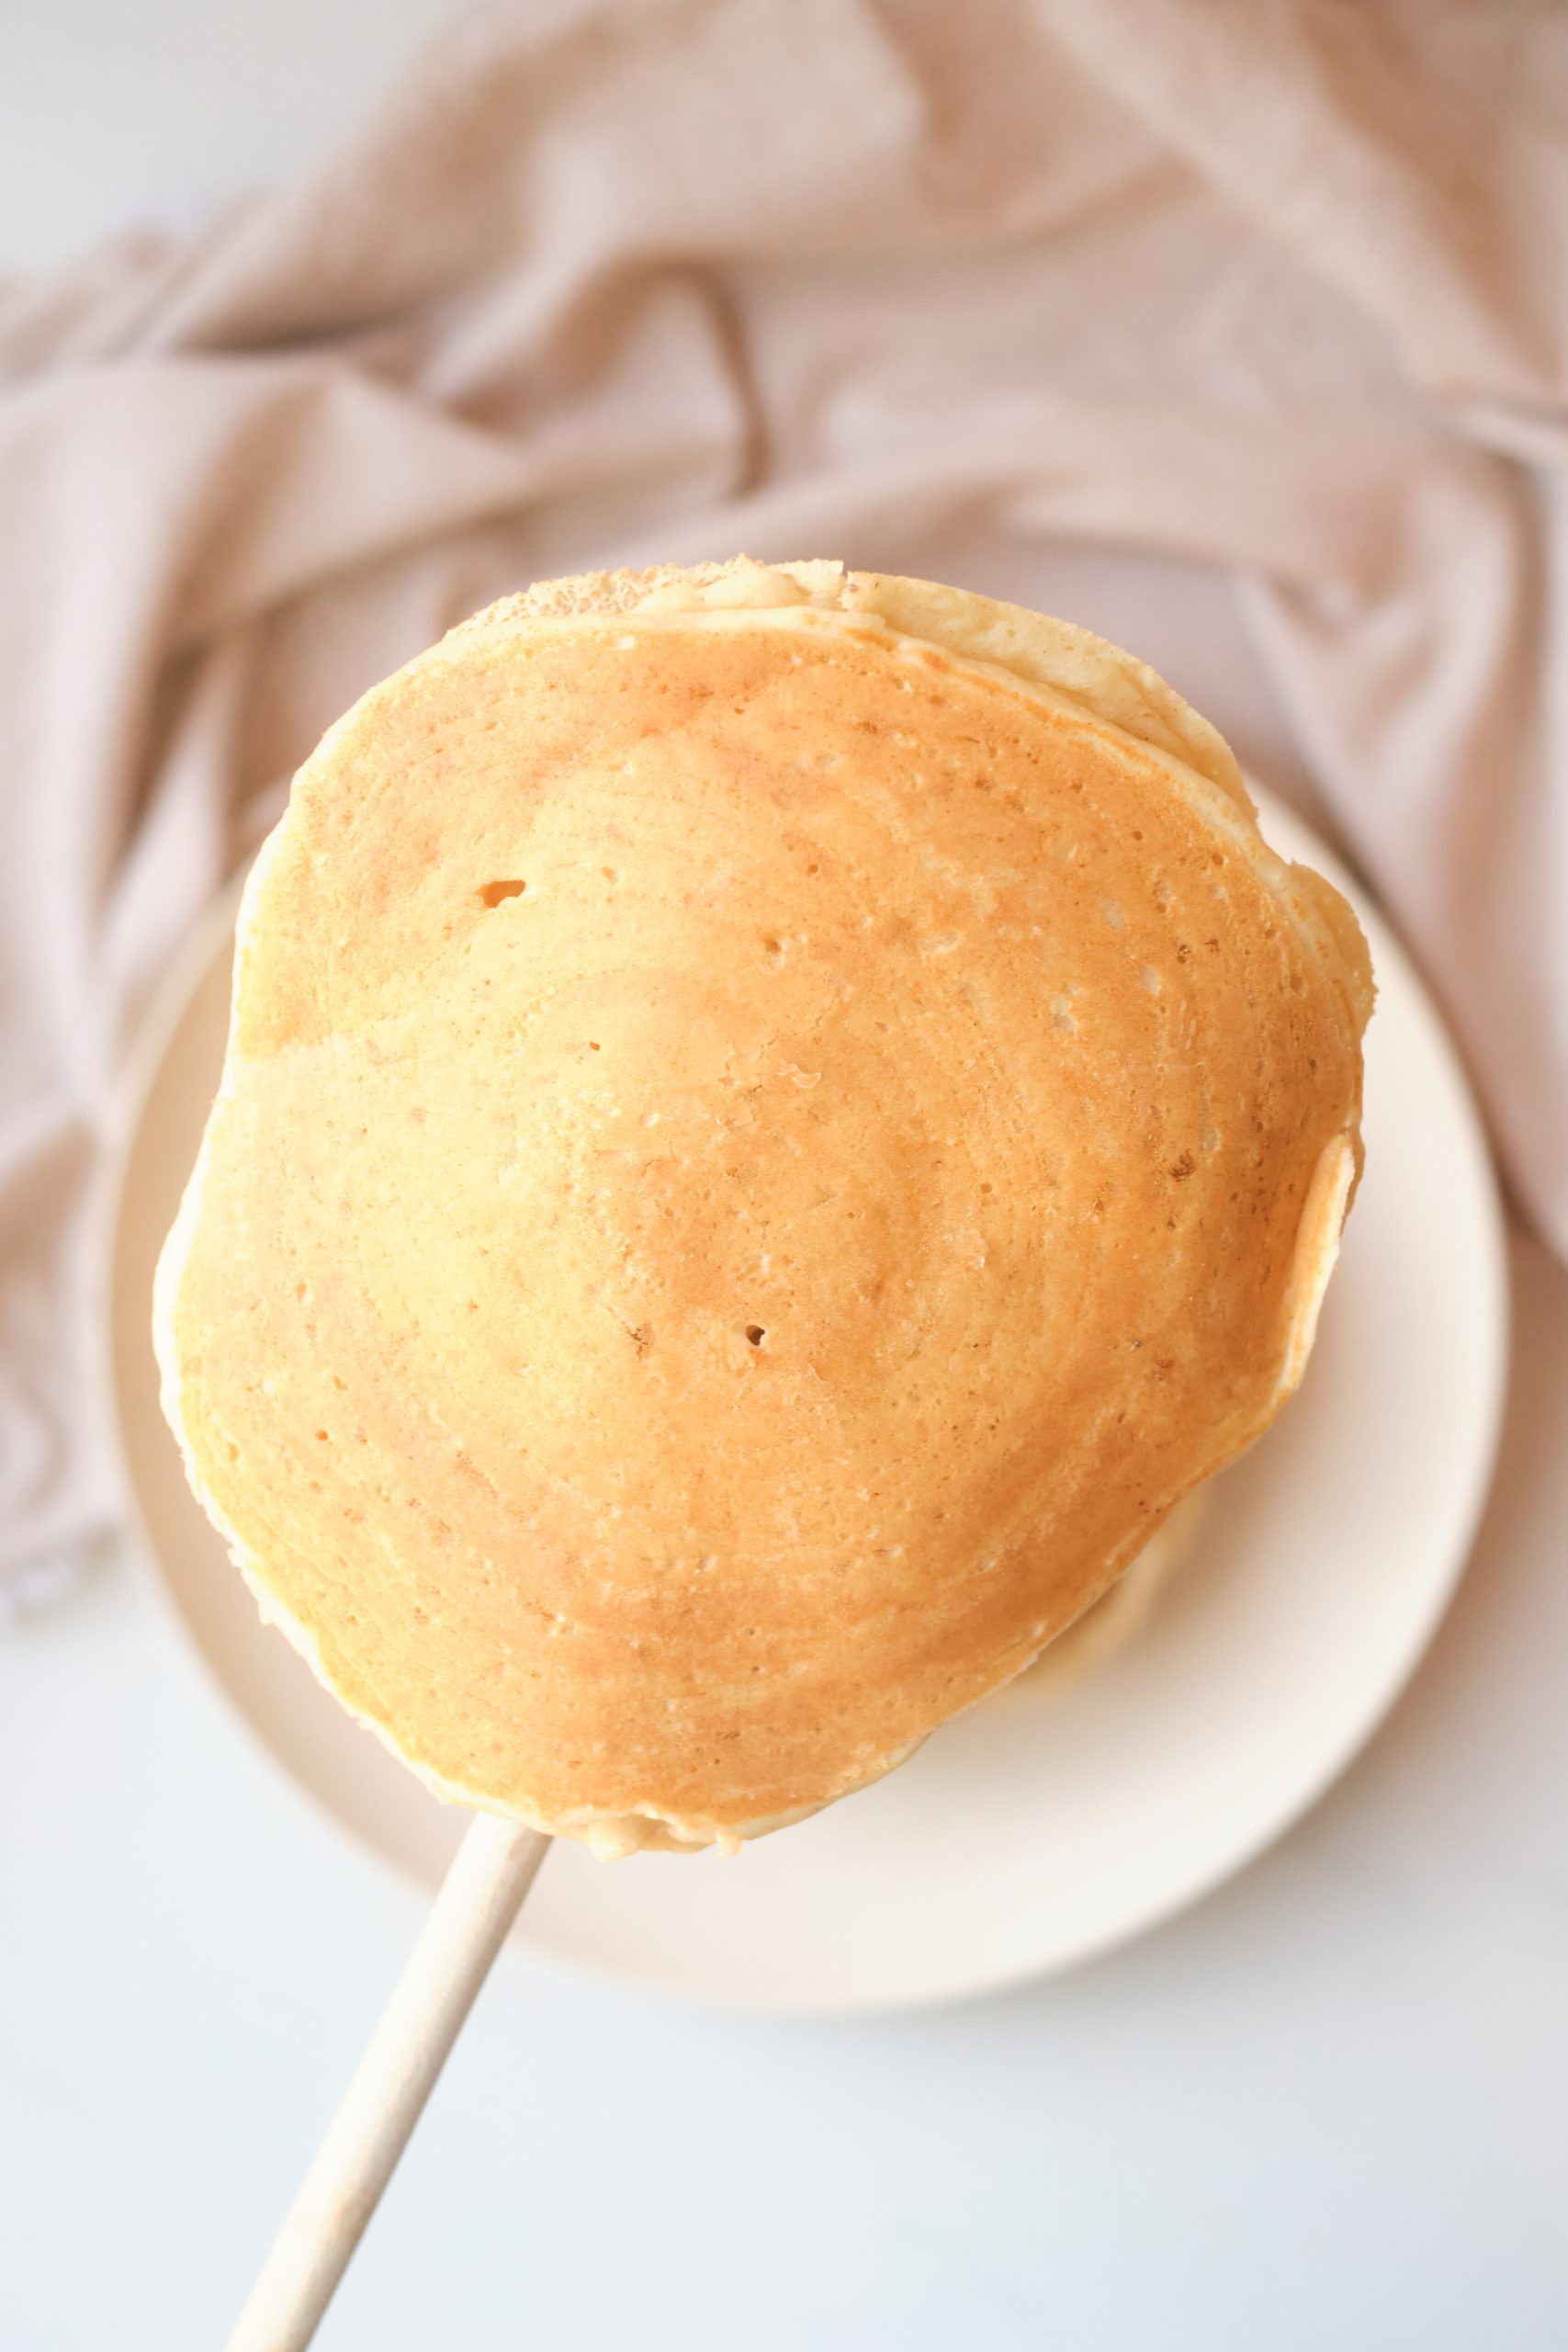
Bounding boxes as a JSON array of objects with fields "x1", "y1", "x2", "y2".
[{"x1": 4, "y1": 13, "x2": 1567, "y2": 2348}]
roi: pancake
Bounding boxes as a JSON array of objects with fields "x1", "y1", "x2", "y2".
[{"x1": 155, "y1": 558, "x2": 1372, "y2": 1857}]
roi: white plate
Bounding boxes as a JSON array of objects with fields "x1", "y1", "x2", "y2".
[{"x1": 105, "y1": 793, "x2": 1507, "y2": 2012}]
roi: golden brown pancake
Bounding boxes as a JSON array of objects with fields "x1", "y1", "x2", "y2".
[{"x1": 155, "y1": 559, "x2": 1371, "y2": 1856}]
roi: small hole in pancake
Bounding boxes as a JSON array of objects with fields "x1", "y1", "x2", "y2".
[
  {"x1": 478, "y1": 879, "x2": 526, "y2": 907},
  {"x1": 761, "y1": 935, "x2": 784, "y2": 958},
  {"x1": 602, "y1": 867, "x2": 617, "y2": 884},
  {"x1": 315, "y1": 1430, "x2": 329, "y2": 1442},
  {"x1": 588, "y1": 1041, "x2": 601, "y2": 1051},
  {"x1": 745, "y1": 1325, "x2": 766, "y2": 1346}
]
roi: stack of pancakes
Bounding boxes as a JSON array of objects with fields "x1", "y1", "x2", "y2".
[{"x1": 157, "y1": 560, "x2": 1371, "y2": 1855}]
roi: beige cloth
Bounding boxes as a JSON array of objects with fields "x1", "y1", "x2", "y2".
[{"x1": 2, "y1": 0, "x2": 1564, "y2": 1607}]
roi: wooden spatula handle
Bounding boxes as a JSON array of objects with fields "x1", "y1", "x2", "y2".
[{"x1": 226, "y1": 1812, "x2": 551, "y2": 2352}]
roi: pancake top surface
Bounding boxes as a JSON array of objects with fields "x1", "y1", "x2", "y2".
[{"x1": 157, "y1": 560, "x2": 1371, "y2": 1853}]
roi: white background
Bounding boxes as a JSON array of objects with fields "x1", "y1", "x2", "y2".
[{"x1": 3, "y1": 8, "x2": 1566, "y2": 2347}]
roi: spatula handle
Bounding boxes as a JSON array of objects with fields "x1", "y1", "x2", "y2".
[{"x1": 226, "y1": 1812, "x2": 551, "y2": 2352}]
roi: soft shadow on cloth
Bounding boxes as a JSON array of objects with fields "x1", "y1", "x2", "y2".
[{"x1": 2, "y1": 0, "x2": 1564, "y2": 1606}]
